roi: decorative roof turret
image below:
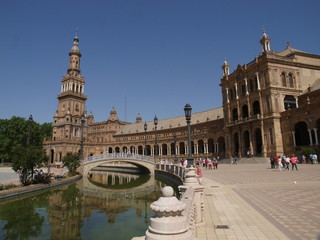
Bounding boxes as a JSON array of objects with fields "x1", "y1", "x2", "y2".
[
  {"x1": 69, "y1": 34, "x2": 81, "y2": 57},
  {"x1": 135, "y1": 113, "x2": 142, "y2": 123},
  {"x1": 221, "y1": 58, "x2": 230, "y2": 76},
  {"x1": 260, "y1": 28, "x2": 271, "y2": 53},
  {"x1": 108, "y1": 106, "x2": 119, "y2": 122}
]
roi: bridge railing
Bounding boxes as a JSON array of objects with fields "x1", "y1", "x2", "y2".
[
  {"x1": 83, "y1": 153, "x2": 155, "y2": 165},
  {"x1": 156, "y1": 163, "x2": 186, "y2": 181}
]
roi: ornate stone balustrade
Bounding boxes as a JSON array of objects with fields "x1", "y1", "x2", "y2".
[
  {"x1": 226, "y1": 114, "x2": 261, "y2": 127},
  {"x1": 156, "y1": 163, "x2": 186, "y2": 182},
  {"x1": 132, "y1": 167, "x2": 204, "y2": 240},
  {"x1": 84, "y1": 153, "x2": 155, "y2": 165}
]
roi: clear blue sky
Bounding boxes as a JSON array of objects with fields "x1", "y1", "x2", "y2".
[{"x1": 1, "y1": 0, "x2": 320, "y2": 124}]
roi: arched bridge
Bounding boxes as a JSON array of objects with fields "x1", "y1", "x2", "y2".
[{"x1": 83, "y1": 153, "x2": 156, "y2": 176}]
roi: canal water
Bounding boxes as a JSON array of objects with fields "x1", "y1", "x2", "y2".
[{"x1": 0, "y1": 170, "x2": 178, "y2": 240}]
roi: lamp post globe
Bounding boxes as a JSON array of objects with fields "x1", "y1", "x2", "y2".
[{"x1": 184, "y1": 104, "x2": 193, "y2": 167}]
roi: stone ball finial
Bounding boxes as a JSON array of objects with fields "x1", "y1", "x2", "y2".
[{"x1": 162, "y1": 186, "x2": 174, "y2": 197}]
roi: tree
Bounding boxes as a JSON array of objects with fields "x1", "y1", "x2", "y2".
[
  {"x1": 0, "y1": 116, "x2": 52, "y2": 185},
  {"x1": 0, "y1": 116, "x2": 52, "y2": 163},
  {"x1": 62, "y1": 153, "x2": 81, "y2": 175},
  {"x1": 11, "y1": 146, "x2": 48, "y2": 185}
]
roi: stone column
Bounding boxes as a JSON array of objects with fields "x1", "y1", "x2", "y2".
[
  {"x1": 235, "y1": 83, "x2": 239, "y2": 99},
  {"x1": 255, "y1": 72, "x2": 261, "y2": 90},
  {"x1": 308, "y1": 129, "x2": 314, "y2": 145},
  {"x1": 292, "y1": 131, "x2": 296, "y2": 147},
  {"x1": 226, "y1": 87, "x2": 230, "y2": 103},
  {"x1": 314, "y1": 128, "x2": 319, "y2": 145},
  {"x1": 245, "y1": 77, "x2": 249, "y2": 95}
]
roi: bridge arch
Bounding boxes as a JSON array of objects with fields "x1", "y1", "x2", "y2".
[{"x1": 83, "y1": 153, "x2": 155, "y2": 177}]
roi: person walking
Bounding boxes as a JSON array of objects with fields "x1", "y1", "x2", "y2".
[
  {"x1": 278, "y1": 157, "x2": 283, "y2": 171},
  {"x1": 196, "y1": 164, "x2": 203, "y2": 184},
  {"x1": 270, "y1": 156, "x2": 275, "y2": 169},
  {"x1": 290, "y1": 154, "x2": 298, "y2": 170},
  {"x1": 285, "y1": 156, "x2": 290, "y2": 171}
]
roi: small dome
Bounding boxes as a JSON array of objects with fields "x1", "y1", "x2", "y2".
[
  {"x1": 136, "y1": 113, "x2": 142, "y2": 123},
  {"x1": 69, "y1": 36, "x2": 81, "y2": 56}
]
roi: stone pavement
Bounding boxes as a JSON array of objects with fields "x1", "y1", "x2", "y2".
[{"x1": 196, "y1": 164, "x2": 320, "y2": 240}]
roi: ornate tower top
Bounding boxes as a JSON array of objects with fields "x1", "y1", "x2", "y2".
[
  {"x1": 108, "y1": 107, "x2": 119, "y2": 122},
  {"x1": 221, "y1": 58, "x2": 230, "y2": 76},
  {"x1": 69, "y1": 35, "x2": 81, "y2": 57},
  {"x1": 135, "y1": 113, "x2": 142, "y2": 123},
  {"x1": 260, "y1": 28, "x2": 271, "y2": 53}
]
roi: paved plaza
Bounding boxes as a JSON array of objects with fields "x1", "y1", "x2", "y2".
[
  {"x1": 197, "y1": 163, "x2": 320, "y2": 240},
  {"x1": 0, "y1": 167, "x2": 19, "y2": 184}
]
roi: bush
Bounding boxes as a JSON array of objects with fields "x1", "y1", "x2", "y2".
[{"x1": 0, "y1": 183, "x2": 19, "y2": 191}]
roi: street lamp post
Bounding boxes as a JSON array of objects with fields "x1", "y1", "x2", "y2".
[
  {"x1": 144, "y1": 122, "x2": 148, "y2": 155},
  {"x1": 184, "y1": 104, "x2": 193, "y2": 167},
  {"x1": 154, "y1": 116, "x2": 158, "y2": 162},
  {"x1": 80, "y1": 113, "x2": 85, "y2": 160},
  {"x1": 173, "y1": 133, "x2": 177, "y2": 163}
]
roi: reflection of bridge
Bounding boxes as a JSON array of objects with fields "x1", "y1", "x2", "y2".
[
  {"x1": 83, "y1": 153, "x2": 155, "y2": 176},
  {"x1": 82, "y1": 171, "x2": 161, "y2": 200}
]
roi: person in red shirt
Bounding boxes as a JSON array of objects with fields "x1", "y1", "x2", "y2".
[
  {"x1": 290, "y1": 154, "x2": 298, "y2": 170},
  {"x1": 196, "y1": 164, "x2": 203, "y2": 184}
]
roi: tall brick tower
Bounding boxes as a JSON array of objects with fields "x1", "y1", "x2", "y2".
[{"x1": 50, "y1": 34, "x2": 88, "y2": 161}]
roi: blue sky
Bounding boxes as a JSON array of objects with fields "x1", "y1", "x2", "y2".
[{"x1": 1, "y1": 0, "x2": 320, "y2": 124}]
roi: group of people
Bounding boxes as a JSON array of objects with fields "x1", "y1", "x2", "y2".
[
  {"x1": 179, "y1": 157, "x2": 219, "y2": 170},
  {"x1": 269, "y1": 154, "x2": 299, "y2": 171},
  {"x1": 197, "y1": 157, "x2": 219, "y2": 170}
]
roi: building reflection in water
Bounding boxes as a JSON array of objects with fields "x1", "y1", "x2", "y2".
[{"x1": 0, "y1": 170, "x2": 175, "y2": 240}]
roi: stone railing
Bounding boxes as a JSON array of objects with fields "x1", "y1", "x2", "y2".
[
  {"x1": 83, "y1": 153, "x2": 155, "y2": 165},
  {"x1": 132, "y1": 166, "x2": 204, "y2": 240},
  {"x1": 155, "y1": 163, "x2": 186, "y2": 182},
  {"x1": 226, "y1": 114, "x2": 261, "y2": 127}
]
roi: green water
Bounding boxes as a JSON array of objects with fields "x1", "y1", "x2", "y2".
[{"x1": 0, "y1": 172, "x2": 177, "y2": 240}]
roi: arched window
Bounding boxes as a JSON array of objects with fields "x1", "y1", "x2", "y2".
[
  {"x1": 249, "y1": 79, "x2": 255, "y2": 92},
  {"x1": 288, "y1": 73, "x2": 294, "y2": 88},
  {"x1": 243, "y1": 131, "x2": 250, "y2": 155},
  {"x1": 179, "y1": 142, "x2": 185, "y2": 154},
  {"x1": 295, "y1": 122, "x2": 309, "y2": 146},
  {"x1": 217, "y1": 137, "x2": 225, "y2": 153},
  {"x1": 252, "y1": 101, "x2": 261, "y2": 115},
  {"x1": 233, "y1": 132, "x2": 239, "y2": 156},
  {"x1": 229, "y1": 89, "x2": 234, "y2": 100},
  {"x1": 255, "y1": 128, "x2": 262, "y2": 154},
  {"x1": 198, "y1": 140, "x2": 204, "y2": 154},
  {"x1": 281, "y1": 72, "x2": 287, "y2": 87},
  {"x1": 232, "y1": 108, "x2": 238, "y2": 121},
  {"x1": 162, "y1": 144, "x2": 168, "y2": 155},
  {"x1": 242, "y1": 105, "x2": 249, "y2": 118},
  {"x1": 284, "y1": 95, "x2": 297, "y2": 110},
  {"x1": 208, "y1": 138, "x2": 214, "y2": 153},
  {"x1": 241, "y1": 84, "x2": 246, "y2": 96}
]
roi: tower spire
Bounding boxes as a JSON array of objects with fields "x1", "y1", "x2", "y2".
[
  {"x1": 260, "y1": 28, "x2": 271, "y2": 53},
  {"x1": 222, "y1": 57, "x2": 230, "y2": 76}
]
